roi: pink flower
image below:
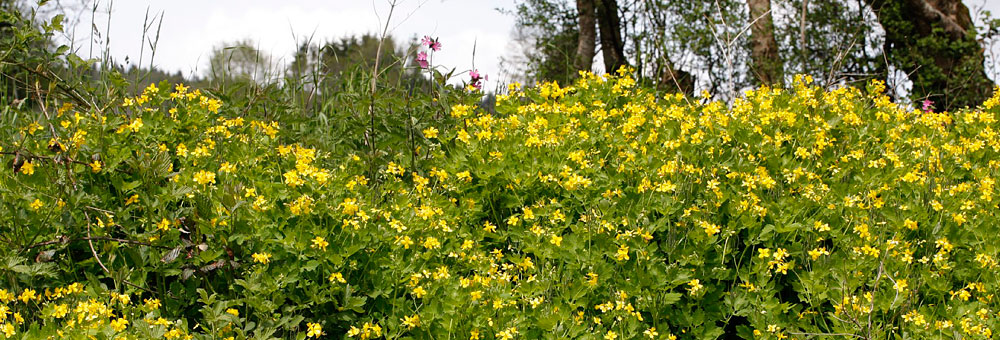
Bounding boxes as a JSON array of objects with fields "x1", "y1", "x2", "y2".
[
  {"x1": 421, "y1": 35, "x2": 442, "y2": 51},
  {"x1": 416, "y1": 51, "x2": 429, "y2": 68},
  {"x1": 470, "y1": 69, "x2": 486, "y2": 90},
  {"x1": 921, "y1": 99, "x2": 934, "y2": 112}
]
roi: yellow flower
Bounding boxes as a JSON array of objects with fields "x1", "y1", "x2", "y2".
[
  {"x1": 1, "y1": 323, "x2": 13, "y2": 338},
  {"x1": 50, "y1": 304, "x2": 69, "y2": 318},
  {"x1": 219, "y1": 162, "x2": 236, "y2": 173},
  {"x1": 26, "y1": 122, "x2": 41, "y2": 134},
  {"x1": 688, "y1": 279, "x2": 703, "y2": 295},
  {"x1": 813, "y1": 221, "x2": 831, "y2": 232},
  {"x1": 110, "y1": 318, "x2": 128, "y2": 331},
  {"x1": 808, "y1": 247, "x2": 830, "y2": 260},
  {"x1": 128, "y1": 118, "x2": 143, "y2": 132},
  {"x1": 288, "y1": 195, "x2": 314, "y2": 215},
  {"x1": 329, "y1": 272, "x2": 347, "y2": 284},
  {"x1": 125, "y1": 194, "x2": 139, "y2": 206},
  {"x1": 451, "y1": 104, "x2": 470, "y2": 118},
  {"x1": 144, "y1": 298, "x2": 161, "y2": 310},
  {"x1": 700, "y1": 220, "x2": 721, "y2": 236},
  {"x1": 423, "y1": 127, "x2": 439, "y2": 139},
  {"x1": 396, "y1": 236, "x2": 414, "y2": 249},
  {"x1": 903, "y1": 219, "x2": 918, "y2": 230},
  {"x1": 164, "y1": 328, "x2": 183, "y2": 339},
  {"x1": 401, "y1": 314, "x2": 420, "y2": 329},
  {"x1": 20, "y1": 161, "x2": 34, "y2": 175},
  {"x1": 193, "y1": 170, "x2": 216, "y2": 185},
  {"x1": 89, "y1": 160, "x2": 102, "y2": 173},
  {"x1": 226, "y1": 308, "x2": 239, "y2": 317},
  {"x1": 952, "y1": 213, "x2": 966, "y2": 226},
  {"x1": 550, "y1": 234, "x2": 563, "y2": 246},
  {"x1": 311, "y1": 236, "x2": 329, "y2": 251},
  {"x1": 615, "y1": 244, "x2": 630, "y2": 261},
  {"x1": 157, "y1": 218, "x2": 171, "y2": 231},
  {"x1": 758, "y1": 248, "x2": 772, "y2": 258},
  {"x1": 18, "y1": 289, "x2": 36, "y2": 303},
  {"x1": 252, "y1": 252, "x2": 271, "y2": 264},
  {"x1": 306, "y1": 322, "x2": 322, "y2": 338},
  {"x1": 894, "y1": 279, "x2": 908, "y2": 293},
  {"x1": 423, "y1": 237, "x2": 441, "y2": 250},
  {"x1": 482, "y1": 221, "x2": 496, "y2": 233},
  {"x1": 340, "y1": 198, "x2": 360, "y2": 216},
  {"x1": 412, "y1": 286, "x2": 427, "y2": 298},
  {"x1": 29, "y1": 199, "x2": 44, "y2": 211}
]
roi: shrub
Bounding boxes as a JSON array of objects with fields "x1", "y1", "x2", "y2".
[{"x1": 3, "y1": 70, "x2": 1000, "y2": 339}]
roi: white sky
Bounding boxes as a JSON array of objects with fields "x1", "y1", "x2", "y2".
[
  {"x1": 62, "y1": 0, "x2": 518, "y2": 84},
  {"x1": 56, "y1": 0, "x2": 1000, "y2": 87}
]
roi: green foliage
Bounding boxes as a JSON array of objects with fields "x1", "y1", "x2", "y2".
[
  {"x1": 4, "y1": 2, "x2": 1000, "y2": 340},
  {"x1": 5, "y1": 58, "x2": 1000, "y2": 339}
]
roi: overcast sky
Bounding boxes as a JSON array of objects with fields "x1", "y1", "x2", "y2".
[
  {"x1": 58, "y1": 0, "x2": 1000, "y2": 87},
  {"x1": 62, "y1": 0, "x2": 518, "y2": 84}
]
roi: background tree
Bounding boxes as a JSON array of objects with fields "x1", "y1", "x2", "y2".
[
  {"x1": 208, "y1": 39, "x2": 276, "y2": 84},
  {"x1": 575, "y1": 0, "x2": 597, "y2": 72},
  {"x1": 596, "y1": 0, "x2": 627, "y2": 73},
  {"x1": 510, "y1": 0, "x2": 581, "y2": 85},
  {"x1": 866, "y1": 0, "x2": 995, "y2": 110},
  {"x1": 747, "y1": 0, "x2": 783, "y2": 86},
  {"x1": 511, "y1": 0, "x2": 998, "y2": 106},
  {"x1": 774, "y1": 0, "x2": 883, "y2": 89}
]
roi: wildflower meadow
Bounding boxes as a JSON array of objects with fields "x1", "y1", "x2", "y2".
[{"x1": 4, "y1": 1, "x2": 1000, "y2": 339}]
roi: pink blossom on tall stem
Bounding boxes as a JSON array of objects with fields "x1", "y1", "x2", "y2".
[
  {"x1": 921, "y1": 99, "x2": 934, "y2": 112},
  {"x1": 421, "y1": 35, "x2": 442, "y2": 51},
  {"x1": 470, "y1": 69, "x2": 486, "y2": 90},
  {"x1": 416, "y1": 51, "x2": 429, "y2": 68}
]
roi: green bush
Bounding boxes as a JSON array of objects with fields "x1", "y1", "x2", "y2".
[{"x1": 3, "y1": 69, "x2": 1000, "y2": 339}]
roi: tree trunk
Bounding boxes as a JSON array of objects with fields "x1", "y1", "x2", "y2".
[
  {"x1": 866, "y1": 0, "x2": 994, "y2": 110},
  {"x1": 747, "y1": 0, "x2": 783, "y2": 86},
  {"x1": 596, "y1": 0, "x2": 627, "y2": 74},
  {"x1": 575, "y1": 0, "x2": 597, "y2": 72}
]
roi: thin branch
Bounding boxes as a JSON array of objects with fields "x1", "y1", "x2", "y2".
[
  {"x1": 25, "y1": 236, "x2": 172, "y2": 250},
  {"x1": 83, "y1": 211, "x2": 110, "y2": 274}
]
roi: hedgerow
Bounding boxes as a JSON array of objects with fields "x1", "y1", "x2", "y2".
[{"x1": 3, "y1": 68, "x2": 1000, "y2": 339}]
